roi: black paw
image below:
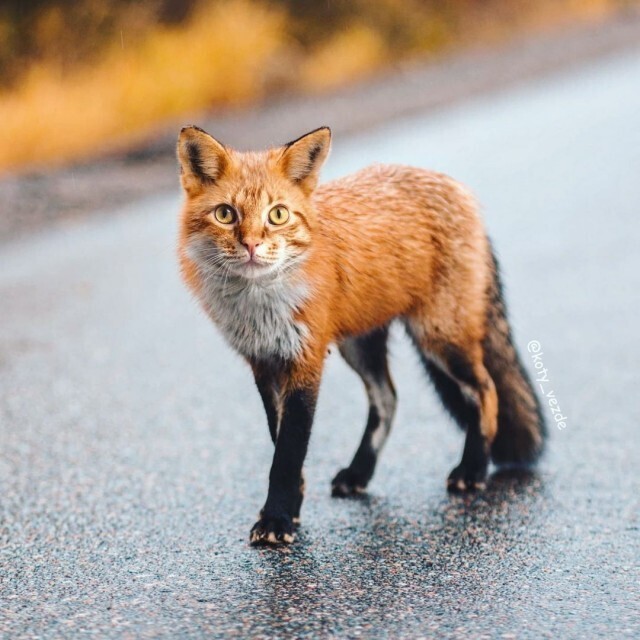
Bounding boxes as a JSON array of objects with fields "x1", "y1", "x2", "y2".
[
  {"x1": 331, "y1": 467, "x2": 369, "y2": 497},
  {"x1": 249, "y1": 514, "x2": 295, "y2": 546},
  {"x1": 447, "y1": 463, "x2": 488, "y2": 493}
]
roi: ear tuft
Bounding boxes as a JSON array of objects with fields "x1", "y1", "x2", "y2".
[
  {"x1": 279, "y1": 127, "x2": 331, "y2": 192},
  {"x1": 177, "y1": 126, "x2": 228, "y2": 195}
]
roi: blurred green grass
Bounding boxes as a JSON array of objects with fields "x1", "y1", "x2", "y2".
[{"x1": 0, "y1": 0, "x2": 626, "y2": 172}]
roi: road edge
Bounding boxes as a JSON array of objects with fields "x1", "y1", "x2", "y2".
[{"x1": 1, "y1": 9, "x2": 640, "y2": 243}]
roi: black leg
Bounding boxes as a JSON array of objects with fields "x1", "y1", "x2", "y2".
[
  {"x1": 253, "y1": 363, "x2": 281, "y2": 445},
  {"x1": 250, "y1": 385, "x2": 318, "y2": 545},
  {"x1": 332, "y1": 327, "x2": 396, "y2": 497},
  {"x1": 418, "y1": 346, "x2": 491, "y2": 492},
  {"x1": 447, "y1": 414, "x2": 490, "y2": 491}
]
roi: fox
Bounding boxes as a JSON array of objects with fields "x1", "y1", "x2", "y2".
[{"x1": 176, "y1": 125, "x2": 546, "y2": 546}]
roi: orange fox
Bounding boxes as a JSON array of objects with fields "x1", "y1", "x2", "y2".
[{"x1": 177, "y1": 125, "x2": 545, "y2": 546}]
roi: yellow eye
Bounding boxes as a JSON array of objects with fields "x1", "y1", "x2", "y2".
[
  {"x1": 268, "y1": 205, "x2": 290, "y2": 226},
  {"x1": 214, "y1": 204, "x2": 236, "y2": 224}
]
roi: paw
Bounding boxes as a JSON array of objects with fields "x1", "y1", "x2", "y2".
[
  {"x1": 447, "y1": 463, "x2": 487, "y2": 493},
  {"x1": 331, "y1": 468, "x2": 368, "y2": 497},
  {"x1": 249, "y1": 514, "x2": 295, "y2": 546}
]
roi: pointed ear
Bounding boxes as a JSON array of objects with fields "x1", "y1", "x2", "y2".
[
  {"x1": 278, "y1": 127, "x2": 331, "y2": 193},
  {"x1": 177, "y1": 126, "x2": 229, "y2": 195}
]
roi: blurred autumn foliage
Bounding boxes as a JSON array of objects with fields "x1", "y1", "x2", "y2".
[{"x1": 0, "y1": 0, "x2": 628, "y2": 172}]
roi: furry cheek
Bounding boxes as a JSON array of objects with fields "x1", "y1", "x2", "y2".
[{"x1": 273, "y1": 235, "x2": 292, "y2": 262}]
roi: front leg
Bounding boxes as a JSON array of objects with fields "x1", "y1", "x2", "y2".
[
  {"x1": 252, "y1": 361, "x2": 283, "y2": 445},
  {"x1": 252, "y1": 361, "x2": 306, "y2": 524},
  {"x1": 250, "y1": 382, "x2": 319, "y2": 546}
]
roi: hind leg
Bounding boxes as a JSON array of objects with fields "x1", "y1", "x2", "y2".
[
  {"x1": 408, "y1": 324, "x2": 498, "y2": 491},
  {"x1": 332, "y1": 326, "x2": 397, "y2": 497}
]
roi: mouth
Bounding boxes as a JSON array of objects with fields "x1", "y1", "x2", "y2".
[{"x1": 236, "y1": 258, "x2": 276, "y2": 278}]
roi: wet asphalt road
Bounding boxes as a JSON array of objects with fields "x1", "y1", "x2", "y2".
[{"x1": 2, "y1": 48, "x2": 639, "y2": 638}]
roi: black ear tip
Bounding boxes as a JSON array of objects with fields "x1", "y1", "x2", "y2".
[
  {"x1": 179, "y1": 126, "x2": 196, "y2": 143},
  {"x1": 179, "y1": 124, "x2": 211, "y2": 138}
]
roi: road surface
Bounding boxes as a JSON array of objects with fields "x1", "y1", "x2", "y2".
[{"x1": 1, "y1": 47, "x2": 639, "y2": 638}]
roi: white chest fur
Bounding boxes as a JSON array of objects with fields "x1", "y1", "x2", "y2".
[{"x1": 187, "y1": 242, "x2": 309, "y2": 361}]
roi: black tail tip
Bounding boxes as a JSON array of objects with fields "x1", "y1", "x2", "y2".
[{"x1": 491, "y1": 416, "x2": 547, "y2": 467}]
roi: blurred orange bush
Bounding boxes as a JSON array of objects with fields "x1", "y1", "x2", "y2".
[
  {"x1": 0, "y1": 0, "x2": 624, "y2": 172},
  {"x1": 0, "y1": 1, "x2": 287, "y2": 170}
]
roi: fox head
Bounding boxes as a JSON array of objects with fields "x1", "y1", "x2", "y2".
[{"x1": 177, "y1": 125, "x2": 331, "y2": 280}]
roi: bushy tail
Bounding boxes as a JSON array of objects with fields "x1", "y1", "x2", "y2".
[{"x1": 484, "y1": 250, "x2": 546, "y2": 466}]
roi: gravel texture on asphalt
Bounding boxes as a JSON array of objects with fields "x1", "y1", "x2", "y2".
[{"x1": 1, "y1": 47, "x2": 639, "y2": 638}]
